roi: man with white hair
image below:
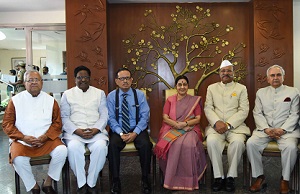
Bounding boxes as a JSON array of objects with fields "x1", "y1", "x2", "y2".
[
  {"x1": 247, "y1": 65, "x2": 300, "y2": 194},
  {"x1": 2, "y1": 70, "x2": 67, "y2": 194},
  {"x1": 204, "y1": 60, "x2": 250, "y2": 192}
]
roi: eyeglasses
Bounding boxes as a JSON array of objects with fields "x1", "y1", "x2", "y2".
[
  {"x1": 177, "y1": 83, "x2": 188, "y2": 87},
  {"x1": 76, "y1": 76, "x2": 90, "y2": 80},
  {"x1": 220, "y1": 69, "x2": 233, "y2": 73},
  {"x1": 269, "y1": 73, "x2": 282, "y2": 78},
  {"x1": 117, "y1": 76, "x2": 131, "y2": 81},
  {"x1": 26, "y1": 78, "x2": 41, "y2": 83}
]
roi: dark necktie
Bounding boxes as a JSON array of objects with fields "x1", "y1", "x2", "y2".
[{"x1": 121, "y1": 93, "x2": 130, "y2": 133}]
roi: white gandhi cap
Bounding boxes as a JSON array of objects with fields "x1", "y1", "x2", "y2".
[{"x1": 220, "y1": 60, "x2": 233, "y2": 69}]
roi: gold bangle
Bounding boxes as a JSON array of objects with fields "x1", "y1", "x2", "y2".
[{"x1": 185, "y1": 121, "x2": 188, "y2": 126}]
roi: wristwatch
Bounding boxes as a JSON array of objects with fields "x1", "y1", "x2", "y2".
[
  {"x1": 226, "y1": 122, "x2": 231, "y2": 130},
  {"x1": 119, "y1": 132, "x2": 124, "y2": 136}
]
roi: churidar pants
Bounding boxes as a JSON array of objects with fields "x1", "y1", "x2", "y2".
[
  {"x1": 206, "y1": 132, "x2": 246, "y2": 178},
  {"x1": 247, "y1": 135, "x2": 298, "y2": 181},
  {"x1": 66, "y1": 139, "x2": 108, "y2": 188},
  {"x1": 13, "y1": 145, "x2": 67, "y2": 192}
]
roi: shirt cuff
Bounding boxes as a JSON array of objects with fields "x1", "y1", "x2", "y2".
[{"x1": 133, "y1": 127, "x2": 142, "y2": 135}]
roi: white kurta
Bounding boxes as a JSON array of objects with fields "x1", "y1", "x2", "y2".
[
  {"x1": 12, "y1": 91, "x2": 54, "y2": 146},
  {"x1": 61, "y1": 86, "x2": 109, "y2": 142},
  {"x1": 60, "y1": 86, "x2": 109, "y2": 188},
  {"x1": 10, "y1": 91, "x2": 67, "y2": 192}
]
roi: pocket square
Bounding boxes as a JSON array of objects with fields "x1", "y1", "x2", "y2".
[{"x1": 284, "y1": 97, "x2": 291, "y2": 102}]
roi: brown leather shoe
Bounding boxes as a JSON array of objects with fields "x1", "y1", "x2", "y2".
[
  {"x1": 249, "y1": 175, "x2": 267, "y2": 193},
  {"x1": 280, "y1": 179, "x2": 289, "y2": 194},
  {"x1": 31, "y1": 187, "x2": 40, "y2": 194}
]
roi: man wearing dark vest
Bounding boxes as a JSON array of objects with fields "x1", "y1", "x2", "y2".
[{"x1": 107, "y1": 68, "x2": 152, "y2": 194}]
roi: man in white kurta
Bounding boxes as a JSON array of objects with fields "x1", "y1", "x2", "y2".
[
  {"x1": 61, "y1": 66, "x2": 108, "y2": 194},
  {"x1": 247, "y1": 65, "x2": 300, "y2": 194},
  {"x1": 204, "y1": 60, "x2": 250, "y2": 192},
  {"x1": 3, "y1": 70, "x2": 67, "y2": 194}
]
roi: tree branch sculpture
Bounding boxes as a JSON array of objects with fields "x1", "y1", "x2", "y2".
[{"x1": 123, "y1": 5, "x2": 247, "y2": 91}]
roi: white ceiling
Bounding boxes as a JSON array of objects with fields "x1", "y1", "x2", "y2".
[
  {"x1": 0, "y1": 0, "x2": 65, "y2": 12},
  {"x1": 0, "y1": 0, "x2": 250, "y2": 12}
]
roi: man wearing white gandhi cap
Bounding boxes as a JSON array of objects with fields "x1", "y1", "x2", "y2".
[
  {"x1": 204, "y1": 60, "x2": 250, "y2": 192},
  {"x1": 220, "y1": 59, "x2": 233, "y2": 69}
]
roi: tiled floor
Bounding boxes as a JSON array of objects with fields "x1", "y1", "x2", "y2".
[{"x1": 0, "y1": 128, "x2": 296, "y2": 194}]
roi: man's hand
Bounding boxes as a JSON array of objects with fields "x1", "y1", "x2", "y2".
[
  {"x1": 89, "y1": 128, "x2": 100, "y2": 136},
  {"x1": 37, "y1": 134, "x2": 49, "y2": 143},
  {"x1": 264, "y1": 128, "x2": 285, "y2": 139},
  {"x1": 23, "y1": 135, "x2": 44, "y2": 147},
  {"x1": 273, "y1": 128, "x2": 286, "y2": 139},
  {"x1": 74, "y1": 128, "x2": 98, "y2": 139},
  {"x1": 214, "y1": 120, "x2": 228, "y2": 134},
  {"x1": 122, "y1": 132, "x2": 137, "y2": 143}
]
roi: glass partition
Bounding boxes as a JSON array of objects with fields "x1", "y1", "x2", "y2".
[
  {"x1": 31, "y1": 29, "x2": 66, "y2": 75},
  {"x1": 0, "y1": 25, "x2": 66, "y2": 108},
  {"x1": 0, "y1": 80, "x2": 13, "y2": 111}
]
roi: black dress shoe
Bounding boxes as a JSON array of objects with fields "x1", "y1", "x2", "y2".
[
  {"x1": 77, "y1": 184, "x2": 87, "y2": 194},
  {"x1": 141, "y1": 179, "x2": 151, "y2": 194},
  {"x1": 212, "y1": 178, "x2": 225, "y2": 192},
  {"x1": 111, "y1": 180, "x2": 121, "y2": 194},
  {"x1": 225, "y1": 177, "x2": 235, "y2": 192},
  {"x1": 31, "y1": 187, "x2": 40, "y2": 194},
  {"x1": 41, "y1": 180, "x2": 56, "y2": 194},
  {"x1": 87, "y1": 185, "x2": 98, "y2": 194}
]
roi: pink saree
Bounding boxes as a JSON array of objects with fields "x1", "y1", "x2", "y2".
[{"x1": 154, "y1": 94, "x2": 207, "y2": 191}]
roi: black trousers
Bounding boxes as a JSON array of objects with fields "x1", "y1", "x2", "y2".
[{"x1": 108, "y1": 129, "x2": 153, "y2": 179}]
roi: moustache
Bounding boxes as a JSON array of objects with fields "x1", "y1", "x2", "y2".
[{"x1": 222, "y1": 74, "x2": 234, "y2": 78}]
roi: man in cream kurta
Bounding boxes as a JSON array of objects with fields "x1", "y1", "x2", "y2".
[
  {"x1": 204, "y1": 60, "x2": 250, "y2": 192},
  {"x1": 2, "y1": 70, "x2": 67, "y2": 194},
  {"x1": 247, "y1": 65, "x2": 300, "y2": 194},
  {"x1": 61, "y1": 66, "x2": 108, "y2": 194}
]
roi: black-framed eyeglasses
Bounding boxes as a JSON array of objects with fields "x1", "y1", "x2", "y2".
[
  {"x1": 269, "y1": 73, "x2": 282, "y2": 78},
  {"x1": 220, "y1": 69, "x2": 233, "y2": 73},
  {"x1": 117, "y1": 76, "x2": 131, "y2": 81},
  {"x1": 26, "y1": 78, "x2": 41, "y2": 83},
  {"x1": 76, "y1": 76, "x2": 90, "y2": 80}
]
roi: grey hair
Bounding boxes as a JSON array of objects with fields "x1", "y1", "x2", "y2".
[
  {"x1": 23, "y1": 70, "x2": 42, "y2": 81},
  {"x1": 266, "y1": 64, "x2": 285, "y2": 77}
]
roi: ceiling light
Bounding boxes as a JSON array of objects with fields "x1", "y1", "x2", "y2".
[{"x1": 0, "y1": 31, "x2": 6, "y2": 40}]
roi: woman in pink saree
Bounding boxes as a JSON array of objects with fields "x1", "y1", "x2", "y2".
[{"x1": 154, "y1": 75, "x2": 207, "y2": 191}]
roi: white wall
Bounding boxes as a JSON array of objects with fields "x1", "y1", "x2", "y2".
[
  {"x1": 294, "y1": 0, "x2": 300, "y2": 90},
  {"x1": 0, "y1": 11, "x2": 65, "y2": 24},
  {"x1": 0, "y1": 50, "x2": 46, "y2": 74}
]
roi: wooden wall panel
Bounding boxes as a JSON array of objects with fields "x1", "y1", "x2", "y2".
[
  {"x1": 253, "y1": 0, "x2": 293, "y2": 91},
  {"x1": 65, "y1": 0, "x2": 108, "y2": 93},
  {"x1": 108, "y1": 3, "x2": 252, "y2": 138},
  {"x1": 66, "y1": 0, "x2": 293, "y2": 138}
]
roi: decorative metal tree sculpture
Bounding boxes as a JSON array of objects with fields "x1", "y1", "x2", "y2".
[{"x1": 123, "y1": 5, "x2": 247, "y2": 91}]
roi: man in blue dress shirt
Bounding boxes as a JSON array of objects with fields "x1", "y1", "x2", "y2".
[{"x1": 107, "y1": 68, "x2": 153, "y2": 194}]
